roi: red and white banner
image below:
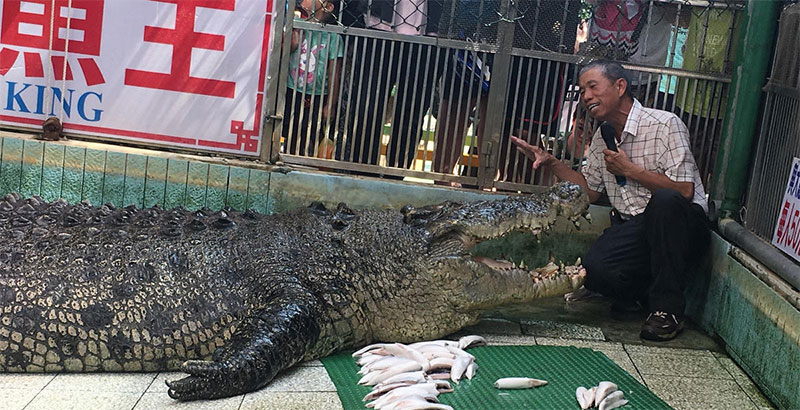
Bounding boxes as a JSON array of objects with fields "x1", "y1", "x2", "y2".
[
  {"x1": 772, "y1": 157, "x2": 800, "y2": 262},
  {"x1": 0, "y1": 0, "x2": 275, "y2": 155}
]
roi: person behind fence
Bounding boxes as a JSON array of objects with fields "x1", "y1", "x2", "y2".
[
  {"x1": 511, "y1": 59, "x2": 710, "y2": 342},
  {"x1": 283, "y1": 0, "x2": 343, "y2": 158},
  {"x1": 338, "y1": 0, "x2": 439, "y2": 169}
]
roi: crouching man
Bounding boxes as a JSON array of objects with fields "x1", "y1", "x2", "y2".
[{"x1": 511, "y1": 59, "x2": 710, "y2": 341}]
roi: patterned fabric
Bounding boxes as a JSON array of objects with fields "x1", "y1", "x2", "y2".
[
  {"x1": 585, "y1": 0, "x2": 646, "y2": 59},
  {"x1": 287, "y1": 27, "x2": 343, "y2": 96},
  {"x1": 582, "y1": 99, "x2": 708, "y2": 217}
]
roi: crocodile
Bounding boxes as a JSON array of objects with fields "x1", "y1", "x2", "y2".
[{"x1": 0, "y1": 182, "x2": 589, "y2": 400}]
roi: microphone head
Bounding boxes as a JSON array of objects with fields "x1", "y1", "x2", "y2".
[{"x1": 599, "y1": 122, "x2": 617, "y2": 151}]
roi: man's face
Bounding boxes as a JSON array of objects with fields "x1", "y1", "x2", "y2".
[{"x1": 578, "y1": 67, "x2": 624, "y2": 121}]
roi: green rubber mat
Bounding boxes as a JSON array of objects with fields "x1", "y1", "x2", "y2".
[{"x1": 322, "y1": 345, "x2": 672, "y2": 409}]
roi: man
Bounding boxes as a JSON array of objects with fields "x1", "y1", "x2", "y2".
[{"x1": 511, "y1": 59, "x2": 710, "y2": 341}]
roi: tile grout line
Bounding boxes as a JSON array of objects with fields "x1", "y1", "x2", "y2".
[
  {"x1": 21, "y1": 375, "x2": 57, "y2": 410},
  {"x1": 129, "y1": 373, "x2": 160, "y2": 409},
  {"x1": 621, "y1": 344, "x2": 649, "y2": 389},
  {"x1": 713, "y1": 354, "x2": 772, "y2": 409}
]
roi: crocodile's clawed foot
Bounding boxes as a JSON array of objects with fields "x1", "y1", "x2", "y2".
[{"x1": 166, "y1": 360, "x2": 235, "y2": 401}]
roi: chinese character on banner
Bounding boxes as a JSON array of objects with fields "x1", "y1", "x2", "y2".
[
  {"x1": 0, "y1": 0, "x2": 273, "y2": 156},
  {"x1": 773, "y1": 157, "x2": 800, "y2": 262},
  {"x1": 0, "y1": 0, "x2": 105, "y2": 85},
  {"x1": 124, "y1": 0, "x2": 236, "y2": 99}
]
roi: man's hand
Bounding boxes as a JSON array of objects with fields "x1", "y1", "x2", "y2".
[
  {"x1": 511, "y1": 136, "x2": 555, "y2": 169},
  {"x1": 603, "y1": 148, "x2": 642, "y2": 178}
]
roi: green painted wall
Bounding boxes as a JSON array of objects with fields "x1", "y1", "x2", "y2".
[{"x1": 687, "y1": 234, "x2": 800, "y2": 410}]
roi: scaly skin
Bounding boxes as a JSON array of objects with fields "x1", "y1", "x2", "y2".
[{"x1": 0, "y1": 182, "x2": 589, "y2": 400}]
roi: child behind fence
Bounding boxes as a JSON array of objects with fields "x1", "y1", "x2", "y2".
[{"x1": 283, "y1": 0, "x2": 343, "y2": 158}]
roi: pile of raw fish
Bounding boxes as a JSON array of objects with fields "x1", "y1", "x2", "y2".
[
  {"x1": 352, "y1": 335, "x2": 486, "y2": 410},
  {"x1": 576, "y1": 381, "x2": 628, "y2": 409}
]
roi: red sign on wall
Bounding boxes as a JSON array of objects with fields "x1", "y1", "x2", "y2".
[{"x1": 0, "y1": 0, "x2": 275, "y2": 155}]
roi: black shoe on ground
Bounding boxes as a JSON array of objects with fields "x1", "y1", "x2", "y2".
[
  {"x1": 640, "y1": 311, "x2": 684, "y2": 341},
  {"x1": 611, "y1": 299, "x2": 644, "y2": 313}
]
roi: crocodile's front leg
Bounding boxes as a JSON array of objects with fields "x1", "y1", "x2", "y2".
[{"x1": 166, "y1": 289, "x2": 321, "y2": 400}]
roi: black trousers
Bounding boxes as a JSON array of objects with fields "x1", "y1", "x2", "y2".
[{"x1": 583, "y1": 189, "x2": 711, "y2": 315}]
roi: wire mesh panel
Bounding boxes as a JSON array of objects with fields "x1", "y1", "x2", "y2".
[
  {"x1": 744, "y1": 3, "x2": 800, "y2": 241},
  {"x1": 273, "y1": 0, "x2": 745, "y2": 193}
]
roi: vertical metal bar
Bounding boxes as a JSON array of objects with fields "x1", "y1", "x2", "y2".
[
  {"x1": 458, "y1": 47, "x2": 481, "y2": 177},
  {"x1": 478, "y1": 0, "x2": 515, "y2": 188},
  {"x1": 641, "y1": 0, "x2": 654, "y2": 61},
  {"x1": 349, "y1": 36, "x2": 368, "y2": 162},
  {"x1": 643, "y1": 73, "x2": 653, "y2": 107},
  {"x1": 532, "y1": 0, "x2": 541, "y2": 50},
  {"x1": 557, "y1": 0, "x2": 570, "y2": 52},
  {"x1": 310, "y1": 30, "x2": 327, "y2": 157},
  {"x1": 746, "y1": 91, "x2": 773, "y2": 230},
  {"x1": 417, "y1": 44, "x2": 437, "y2": 172},
  {"x1": 698, "y1": 7, "x2": 710, "y2": 72},
  {"x1": 343, "y1": 35, "x2": 359, "y2": 162},
  {"x1": 447, "y1": 46, "x2": 471, "y2": 176},
  {"x1": 297, "y1": 29, "x2": 313, "y2": 156},
  {"x1": 394, "y1": 41, "x2": 415, "y2": 169},
  {"x1": 366, "y1": 38, "x2": 389, "y2": 165},
  {"x1": 334, "y1": 34, "x2": 350, "y2": 158},
  {"x1": 432, "y1": 46, "x2": 452, "y2": 173},
  {"x1": 504, "y1": 56, "x2": 527, "y2": 182},
  {"x1": 437, "y1": 45, "x2": 460, "y2": 174},
  {"x1": 265, "y1": 0, "x2": 292, "y2": 162},
  {"x1": 522, "y1": 58, "x2": 544, "y2": 184}
]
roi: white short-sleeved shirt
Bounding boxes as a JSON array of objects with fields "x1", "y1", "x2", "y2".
[{"x1": 582, "y1": 99, "x2": 708, "y2": 218}]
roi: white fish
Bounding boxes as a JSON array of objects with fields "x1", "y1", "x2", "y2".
[
  {"x1": 583, "y1": 386, "x2": 598, "y2": 408},
  {"x1": 353, "y1": 343, "x2": 389, "y2": 357},
  {"x1": 428, "y1": 357, "x2": 455, "y2": 371},
  {"x1": 380, "y1": 343, "x2": 430, "y2": 371},
  {"x1": 369, "y1": 385, "x2": 440, "y2": 409},
  {"x1": 445, "y1": 345, "x2": 475, "y2": 360},
  {"x1": 408, "y1": 340, "x2": 459, "y2": 349},
  {"x1": 380, "y1": 396, "x2": 453, "y2": 410},
  {"x1": 360, "y1": 356, "x2": 419, "y2": 374},
  {"x1": 423, "y1": 351, "x2": 457, "y2": 361},
  {"x1": 457, "y1": 335, "x2": 487, "y2": 350},
  {"x1": 465, "y1": 362, "x2": 478, "y2": 380},
  {"x1": 595, "y1": 381, "x2": 618, "y2": 404},
  {"x1": 375, "y1": 370, "x2": 427, "y2": 388},
  {"x1": 358, "y1": 353, "x2": 385, "y2": 367},
  {"x1": 598, "y1": 390, "x2": 627, "y2": 410},
  {"x1": 576, "y1": 386, "x2": 592, "y2": 409},
  {"x1": 364, "y1": 382, "x2": 417, "y2": 402},
  {"x1": 493, "y1": 377, "x2": 548, "y2": 389},
  {"x1": 359, "y1": 361, "x2": 424, "y2": 386},
  {"x1": 449, "y1": 355, "x2": 471, "y2": 383}
]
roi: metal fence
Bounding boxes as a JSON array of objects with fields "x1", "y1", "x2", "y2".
[
  {"x1": 269, "y1": 0, "x2": 745, "y2": 193},
  {"x1": 744, "y1": 3, "x2": 800, "y2": 240}
]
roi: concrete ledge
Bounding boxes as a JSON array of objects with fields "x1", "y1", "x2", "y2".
[{"x1": 688, "y1": 233, "x2": 800, "y2": 410}]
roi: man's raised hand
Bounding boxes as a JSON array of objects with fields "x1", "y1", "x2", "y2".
[{"x1": 510, "y1": 136, "x2": 554, "y2": 170}]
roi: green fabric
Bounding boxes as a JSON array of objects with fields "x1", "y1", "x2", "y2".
[
  {"x1": 322, "y1": 345, "x2": 672, "y2": 410},
  {"x1": 287, "y1": 26, "x2": 343, "y2": 96},
  {"x1": 675, "y1": 9, "x2": 742, "y2": 118}
]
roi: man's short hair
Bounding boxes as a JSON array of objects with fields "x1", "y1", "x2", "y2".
[{"x1": 579, "y1": 59, "x2": 633, "y2": 98}]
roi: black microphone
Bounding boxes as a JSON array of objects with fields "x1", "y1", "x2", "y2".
[{"x1": 599, "y1": 122, "x2": 626, "y2": 187}]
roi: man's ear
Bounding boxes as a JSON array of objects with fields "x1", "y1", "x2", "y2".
[{"x1": 616, "y1": 78, "x2": 627, "y2": 98}]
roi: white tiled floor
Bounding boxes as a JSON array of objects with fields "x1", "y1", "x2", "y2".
[{"x1": 0, "y1": 324, "x2": 776, "y2": 410}]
